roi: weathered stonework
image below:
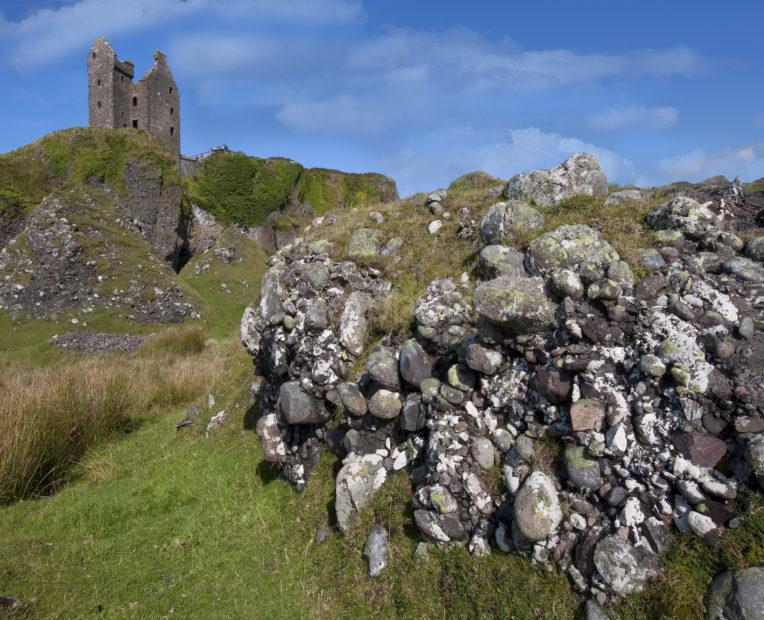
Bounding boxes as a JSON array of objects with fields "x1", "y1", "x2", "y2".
[{"x1": 88, "y1": 37, "x2": 180, "y2": 160}]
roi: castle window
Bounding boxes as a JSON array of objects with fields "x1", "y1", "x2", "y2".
[
  {"x1": 132, "y1": 120, "x2": 138, "y2": 128},
  {"x1": 170, "y1": 127, "x2": 175, "y2": 136},
  {"x1": 123, "y1": 124, "x2": 127, "y2": 128},
  {"x1": 97, "y1": 101, "x2": 101, "y2": 108},
  {"x1": 170, "y1": 107, "x2": 174, "y2": 116},
  {"x1": 169, "y1": 87, "x2": 173, "y2": 94},
  {"x1": 121, "y1": 76, "x2": 124, "y2": 83},
  {"x1": 97, "y1": 79, "x2": 101, "y2": 86},
  {"x1": 132, "y1": 96, "x2": 138, "y2": 107},
  {"x1": 92, "y1": 52, "x2": 96, "y2": 59}
]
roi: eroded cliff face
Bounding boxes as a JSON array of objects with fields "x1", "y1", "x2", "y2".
[
  {"x1": 120, "y1": 157, "x2": 189, "y2": 270},
  {"x1": 241, "y1": 153, "x2": 764, "y2": 603}
]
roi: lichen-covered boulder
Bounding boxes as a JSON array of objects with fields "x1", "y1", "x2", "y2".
[
  {"x1": 473, "y1": 275, "x2": 557, "y2": 333},
  {"x1": 604, "y1": 188, "x2": 644, "y2": 208},
  {"x1": 706, "y1": 566, "x2": 764, "y2": 620},
  {"x1": 336, "y1": 454, "x2": 388, "y2": 532},
  {"x1": 479, "y1": 201, "x2": 544, "y2": 244},
  {"x1": 278, "y1": 381, "x2": 328, "y2": 425},
  {"x1": 593, "y1": 536, "x2": 659, "y2": 595},
  {"x1": 478, "y1": 245, "x2": 526, "y2": 280},
  {"x1": 525, "y1": 225, "x2": 619, "y2": 278},
  {"x1": 513, "y1": 471, "x2": 562, "y2": 541},
  {"x1": 503, "y1": 152, "x2": 608, "y2": 208},
  {"x1": 646, "y1": 196, "x2": 719, "y2": 238},
  {"x1": 745, "y1": 236, "x2": 764, "y2": 262},
  {"x1": 347, "y1": 227, "x2": 381, "y2": 257}
]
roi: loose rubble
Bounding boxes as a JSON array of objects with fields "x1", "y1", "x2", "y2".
[{"x1": 242, "y1": 152, "x2": 764, "y2": 604}]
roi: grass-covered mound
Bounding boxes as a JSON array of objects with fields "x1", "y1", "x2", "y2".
[
  {"x1": 185, "y1": 149, "x2": 398, "y2": 228},
  {"x1": 0, "y1": 127, "x2": 181, "y2": 219}
]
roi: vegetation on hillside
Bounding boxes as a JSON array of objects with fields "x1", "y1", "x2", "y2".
[
  {"x1": 185, "y1": 149, "x2": 398, "y2": 228},
  {"x1": 0, "y1": 128, "x2": 180, "y2": 218}
]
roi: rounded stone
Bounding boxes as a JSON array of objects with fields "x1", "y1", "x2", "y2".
[
  {"x1": 513, "y1": 471, "x2": 562, "y2": 542},
  {"x1": 368, "y1": 389, "x2": 403, "y2": 420}
]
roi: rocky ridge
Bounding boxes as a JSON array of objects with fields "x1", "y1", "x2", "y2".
[{"x1": 242, "y1": 153, "x2": 764, "y2": 608}]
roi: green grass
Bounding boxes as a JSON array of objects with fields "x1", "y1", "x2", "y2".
[
  {"x1": 297, "y1": 168, "x2": 398, "y2": 217},
  {"x1": 746, "y1": 180, "x2": 764, "y2": 193}
]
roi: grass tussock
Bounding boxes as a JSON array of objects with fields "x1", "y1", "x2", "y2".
[
  {"x1": 0, "y1": 331, "x2": 235, "y2": 503},
  {"x1": 138, "y1": 325, "x2": 207, "y2": 356}
]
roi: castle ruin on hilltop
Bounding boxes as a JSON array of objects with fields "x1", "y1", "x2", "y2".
[{"x1": 87, "y1": 37, "x2": 180, "y2": 159}]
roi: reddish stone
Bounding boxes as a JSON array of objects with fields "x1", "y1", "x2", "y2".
[
  {"x1": 534, "y1": 365, "x2": 573, "y2": 404},
  {"x1": 671, "y1": 432, "x2": 728, "y2": 468},
  {"x1": 570, "y1": 399, "x2": 605, "y2": 431}
]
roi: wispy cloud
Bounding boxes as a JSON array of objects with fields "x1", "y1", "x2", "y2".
[
  {"x1": 0, "y1": 0, "x2": 363, "y2": 70},
  {"x1": 657, "y1": 142, "x2": 764, "y2": 182},
  {"x1": 586, "y1": 105, "x2": 678, "y2": 131}
]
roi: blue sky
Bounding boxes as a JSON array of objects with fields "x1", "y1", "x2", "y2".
[{"x1": 1, "y1": 0, "x2": 763, "y2": 195}]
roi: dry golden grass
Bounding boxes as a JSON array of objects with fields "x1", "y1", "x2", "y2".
[{"x1": 0, "y1": 327, "x2": 235, "y2": 502}]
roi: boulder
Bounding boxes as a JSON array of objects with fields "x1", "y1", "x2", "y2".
[
  {"x1": 534, "y1": 366, "x2": 573, "y2": 404},
  {"x1": 563, "y1": 446, "x2": 603, "y2": 490},
  {"x1": 399, "y1": 339, "x2": 434, "y2": 387},
  {"x1": 570, "y1": 399, "x2": 605, "y2": 431},
  {"x1": 503, "y1": 152, "x2": 608, "y2": 208},
  {"x1": 400, "y1": 394, "x2": 426, "y2": 432},
  {"x1": 593, "y1": 536, "x2": 657, "y2": 594},
  {"x1": 671, "y1": 432, "x2": 727, "y2": 468},
  {"x1": 347, "y1": 227, "x2": 381, "y2": 257},
  {"x1": 513, "y1": 471, "x2": 562, "y2": 541},
  {"x1": 473, "y1": 275, "x2": 557, "y2": 334},
  {"x1": 335, "y1": 454, "x2": 387, "y2": 532},
  {"x1": 278, "y1": 381, "x2": 328, "y2": 425},
  {"x1": 479, "y1": 201, "x2": 544, "y2": 244},
  {"x1": 646, "y1": 197, "x2": 719, "y2": 238},
  {"x1": 550, "y1": 269, "x2": 584, "y2": 300},
  {"x1": 471, "y1": 437, "x2": 496, "y2": 470},
  {"x1": 337, "y1": 382, "x2": 367, "y2": 417},
  {"x1": 706, "y1": 566, "x2": 764, "y2": 620},
  {"x1": 256, "y1": 414, "x2": 287, "y2": 462},
  {"x1": 478, "y1": 245, "x2": 527, "y2": 279},
  {"x1": 339, "y1": 292, "x2": 373, "y2": 356},
  {"x1": 525, "y1": 225, "x2": 619, "y2": 277},
  {"x1": 367, "y1": 345, "x2": 400, "y2": 389},
  {"x1": 465, "y1": 343, "x2": 503, "y2": 375},
  {"x1": 745, "y1": 236, "x2": 764, "y2": 262},
  {"x1": 364, "y1": 525, "x2": 389, "y2": 577},
  {"x1": 604, "y1": 188, "x2": 644, "y2": 208},
  {"x1": 368, "y1": 389, "x2": 402, "y2": 420}
]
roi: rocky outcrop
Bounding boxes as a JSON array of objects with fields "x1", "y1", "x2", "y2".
[
  {"x1": 243, "y1": 155, "x2": 764, "y2": 604},
  {"x1": 503, "y1": 153, "x2": 608, "y2": 208}
]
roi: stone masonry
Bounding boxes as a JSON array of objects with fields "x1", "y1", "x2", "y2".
[{"x1": 87, "y1": 37, "x2": 180, "y2": 159}]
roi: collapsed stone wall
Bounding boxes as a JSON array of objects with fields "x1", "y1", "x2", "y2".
[{"x1": 241, "y1": 153, "x2": 764, "y2": 607}]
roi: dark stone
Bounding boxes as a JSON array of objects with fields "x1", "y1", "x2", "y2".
[
  {"x1": 278, "y1": 381, "x2": 328, "y2": 425},
  {"x1": 671, "y1": 432, "x2": 728, "y2": 468},
  {"x1": 642, "y1": 517, "x2": 673, "y2": 555},
  {"x1": 337, "y1": 382, "x2": 367, "y2": 417},
  {"x1": 400, "y1": 394, "x2": 426, "y2": 432},
  {"x1": 534, "y1": 365, "x2": 573, "y2": 404},
  {"x1": 399, "y1": 339, "x2": 434, "y2": 387}
]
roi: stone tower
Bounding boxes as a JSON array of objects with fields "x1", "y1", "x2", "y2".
[{"x1": 87, "y1": 37, "x2": 180, "y2": 159}]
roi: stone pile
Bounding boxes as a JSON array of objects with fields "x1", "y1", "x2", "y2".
[{"x1": 242, "y1": 153, "x2": 763, "y2": 604}]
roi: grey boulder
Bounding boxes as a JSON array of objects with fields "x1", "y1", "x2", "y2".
[
  {"x1": 503, "y1": 152, "x2": 608, "y2": 208},
  {"x1": 473, "y1": 275, "x2": 557, "y2": 334},
  {"x1": 278, "y1": 381, "x2": 328, "y2": 425},
  {"x1": 525, "y1": 224, "x2": 619, "y2": 277},
  {"x1": 706, "y1": 566, "x2": 764, "y2": 620},
  {"x1": 399, "y1": 339, "x2": 433, "y2": 387},
  {"x1": 479, "y1": 201, "x2": 544, "y2": 244},
  {"x1": 364, "y1": 524, "x2": 389, "y2": 577},
  {"x1": 335, "y1": 454, "x2": 387, "y2": 532}
]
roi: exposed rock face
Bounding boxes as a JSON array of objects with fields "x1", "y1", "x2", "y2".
[
  {"x1": 706, "y1": 566, "x2": 764, "y2": 620},
  {"x1": 243, "y1": 156, "x2": 764, "y2": 603},
  {"x1": 480, "y1": 201, "x2": 544, "y2": 245},
  {"x1": 503, "y1": 153, "x2": 608, "y2": 208}
]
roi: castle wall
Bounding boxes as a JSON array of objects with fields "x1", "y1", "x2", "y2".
[{"x1": 87, "y1": 38, "x2": 180, "y2": 160}]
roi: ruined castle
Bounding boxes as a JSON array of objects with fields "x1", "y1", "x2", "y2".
[{"x1": 87, "y1": 37, "x2": 180, "y2": 159}]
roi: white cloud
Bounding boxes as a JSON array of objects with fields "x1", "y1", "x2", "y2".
[
  {"x1": 347, "y1": 29, "x2": 703, "y2": 93},
  {"x1": 586, "y1": 105, "x2": 678, "y2": 131},
  {"x1": 276, "y1": 95, "x2": 393, "y2": 136},
  {"x1": 385, "y1": 126, "x2": 636, "y2": 196},
  {"x1": 656, "y1": 141, "x2": 764, "y2": 182},
  {"x1": 1, "y1": 0, "x2": 363, "y2": 70}
]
